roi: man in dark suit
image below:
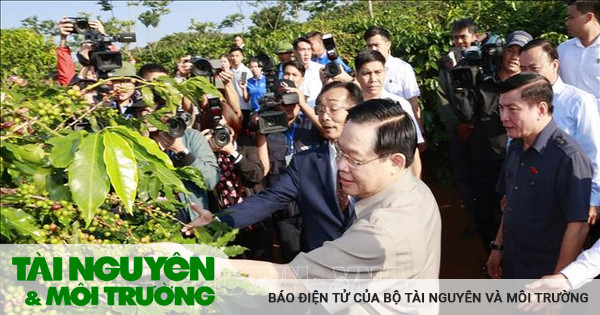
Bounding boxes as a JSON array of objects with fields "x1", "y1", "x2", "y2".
[{"x1": 183, "y1": 81, "x2": 364, "y2": 252}]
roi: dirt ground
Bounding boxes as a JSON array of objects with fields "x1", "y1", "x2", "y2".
[{"x1": 423, "y1": 173, "x2": 490, "y2": 279}]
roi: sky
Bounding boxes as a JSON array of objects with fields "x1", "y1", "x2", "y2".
[{"x1": 0, "y1": 0, "x2": 287, "y2": 47}]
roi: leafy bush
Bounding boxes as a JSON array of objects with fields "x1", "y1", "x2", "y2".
[
  {"x1": 0, "y1": 77, "x2": 243, "y2": 253},
  {"x1": 0, "y1": 28, "x2": 57, "y2": 82}
]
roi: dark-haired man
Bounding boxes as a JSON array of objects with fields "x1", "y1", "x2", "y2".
[
  {"x1": 450, "y1": 30, "x2": 533, "y2": 250},
  {"x1": 293, "y1": 36, "x2": 323, "y2": 107},
  {"x1": 437, "y1": 18, "x2": 481, "y2": 239},
  {"x1": 558, "y1": 0, "x2": 600, "y2": 112},
  {"x1": 486, "y1": 72, "x2": 592, "y2": 279},
  {"x1": 353, "y1": 49, "x2": 424, "y2": 178},
  {"x1": 520, "y1": 39, "x2": 600, "y2": 232},
  {"x1": 306, "y1": 31, "x2": 352, "y2": 74},
  {"x1": 230, "y1": 47, "x2": 252, "y2": 112},
  {"x1": 233, "y1": 34, "x2": 245, "y2": 49},
  {"x1": 363, "y1": 25, "x2": 423, "y2": 138},
  {"x1": 182, "y1": 82, "x2": 365, "y2": 256},
  {"x1": 138, "y1": 63, "x2": 169, "y2": 81}
]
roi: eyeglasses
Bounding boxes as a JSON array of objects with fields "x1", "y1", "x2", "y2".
[
  {"x1": 333, "y1": 142, "x2": 386, "y2": 169},
  {"x1": 315, "y1": 106, "x2": 349, "y2": 116}
]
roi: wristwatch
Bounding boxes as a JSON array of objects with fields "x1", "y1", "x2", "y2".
[{"x1": 489, "y1": 241, "x2": 503, "y2": 251}]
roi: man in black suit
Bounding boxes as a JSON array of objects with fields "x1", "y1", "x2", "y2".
[{"x1": 183, "y1": 81, "x2": 364, "y2": 252}]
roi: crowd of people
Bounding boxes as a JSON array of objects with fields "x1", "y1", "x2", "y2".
[{"x1": 48, "y1": 0, "x2": 599, "y2": 284}]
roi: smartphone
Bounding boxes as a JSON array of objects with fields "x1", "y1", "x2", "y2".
[{"x1": 241, "y1": 72, "x2": 248, "y2": 82}]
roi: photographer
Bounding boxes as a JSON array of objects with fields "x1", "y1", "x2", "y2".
[
  {"x1": 256, "y1": 79, "x2": 324, "y2": 262},
  {"x1": 307, "y1": 31, "x2": 353, "y2": 74},
  {"x1": 202, "y1": 103, "x2": 272, "y2": 261},
  {"x1": 279, "y1": 60, "x2": 323, "y2": 133},
  {"x1": 437, "y1": 18, "x2": 482, "y2": 238},
  {"x1": 130, "y1": 102, "x2": 219, "y2": 223},
  {"x1": 172, "y1": 55, "x2": 243, "y2": 122},
  {"x1": 450, "y1": 30, "x2": 533, "y2": 252},
  {"x1": 57, "y1": 16, "x2": 106, "y2": 86}
]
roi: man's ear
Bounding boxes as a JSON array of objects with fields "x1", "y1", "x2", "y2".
[
  {"x1": 538, "y1": 101, "x2": 551, "y2": 116},
  {"x1": 389, "y1": 153, "x2": 406, "y2": 171}
]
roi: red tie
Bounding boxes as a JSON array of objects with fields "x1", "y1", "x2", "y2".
[{"x1": 337, "y1": 173, "x2": 350, "y2": 218}]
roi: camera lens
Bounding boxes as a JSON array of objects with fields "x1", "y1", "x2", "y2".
[{"x1": 324, "y1": 62, "x2": 340, "y2": 78}]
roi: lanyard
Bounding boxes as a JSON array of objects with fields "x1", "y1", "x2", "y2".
[{"x1": 284, "y1": 121, "x2": 298, "y2": 155}]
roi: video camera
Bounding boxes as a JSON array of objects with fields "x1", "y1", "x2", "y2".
[
  {"x1": 322, "y1": 34, "x2": 341, "y2": 78},
  {"x1": 449, "y1": 34, "x2": 504, "y2": 89},
  {"x1": 257, "y1": 54, "x2": 277, "y2": 88},
  {"x1": 70, "y1": 17, "x2": 136, "y2": 76},
  {"x1": 257, "y1": 79, "x2": 300, "y2": 134}
]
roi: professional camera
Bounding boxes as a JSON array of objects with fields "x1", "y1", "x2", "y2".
[
  {"x1": 70, "y1": 17, "x2": 136, "y2": 76},
  {"x1": 190, "y1": 57, "x2": 222, "y2": 79},
  {"x1": 257, "y1": 53, "x2": 277, "y2": 88},
  {"x1": 257, "y1": 79, "x2": 300, "y2": 134},
  {"x1": 167, "y1": 109, "x2": 193, "y2": 138},
  {"x1": 206, "y1": 96, "x2": 231, "y2": 148},
  {"x1": 449, "y1": 34, "x2": 504, "y2": 89},
  {"x1": 322, "y1": 34, "x2": 341, "y2": 78}
]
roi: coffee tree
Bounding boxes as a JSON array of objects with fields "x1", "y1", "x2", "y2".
[{"x1": 0, "y1": 76, "x2": 243, "y2": 255}]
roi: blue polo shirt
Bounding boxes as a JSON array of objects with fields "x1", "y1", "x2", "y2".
[
  {"x1": 497, "y1": 119, "x2": 592, "y2": 279},
  {"x1": 247, "y1": 75, "x2": 267, "y2": 111},
  {"x1": 312, "y1": 52, "x2": 353, "y2": 74}
]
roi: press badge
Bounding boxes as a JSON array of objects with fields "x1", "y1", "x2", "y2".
[{"x1": 285, "y1": 154, "x2": 293, "y2": 166}]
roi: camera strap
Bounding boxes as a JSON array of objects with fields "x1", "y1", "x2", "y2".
[{"x1": 284, "y1": 121, "x2": 298, "y2": 156}]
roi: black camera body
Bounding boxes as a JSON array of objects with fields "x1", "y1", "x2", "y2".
[
  {"x1": 70, "y1": 17, "x2": 136, "y2": 75},
  {"x1": 449, "y1": 34, "x2": 504, "y2": 89},
  {"x1": 191, "y1": 57, "x2": 222, "y2": 78},
  {"x1": 207, "y1": 97, "x2": 231, "y2": 148},
  {"x1": 168, "y1": 109, "x2": 193, "y2": 138},
  {"x1": 322, "y1": 34, "x2": 341, "y2": 78},
  {"x1": 257, "y1": 88, "x2": 300, "y2": 134}
]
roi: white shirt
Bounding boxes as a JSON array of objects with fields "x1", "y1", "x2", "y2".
[
  {"x1": 301, "y1": 61, "x2": 324, "y2": 108},
  {"x1": 231, "y1": 64, "x2": 252, "y2": 110},
  {"x1": 561, "y1": 239, "x2": 600, "y2": 290},
  {"x1": 381, "y1": 91, "x2": 425, "y2": 144},
  {"x1": 552, "y1": 77, "x2": 600, "y2": 206},
  {"x1": 557, "y1": 36, "x2": 600, "y2": 112},
  {"x1": 384, "y1": 55, "x2": 421, "y2": 100}
]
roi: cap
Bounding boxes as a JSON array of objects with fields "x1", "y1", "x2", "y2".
[
  {"x1": 505, "y1": 30, "x2": 533, "y2": 48},
  {"x1": 107, "y1": 61, "x2": 142, "y2": 80},
  {"x1": 273, "y1": 79, "x2": 296, "y2": 97},
  {"x1": 274, "y1": 41, "x2": 294, "y2": 54},
  {"x1": 497, "y1": 72, "x2": 547, "y2": 94}
]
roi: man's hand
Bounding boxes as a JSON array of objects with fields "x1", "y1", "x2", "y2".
[
  {"x1": 177, "y1": 55, "x2": 193, "y2": 78},
  {"x1": 589, "y1": 206, "x2": 599, "y2": 225},
  {"x1": 201, "y1": 128, "x2": 235, "y2": 154},
  {"x1": 319, "y1": 65, "x2": 353, "y2": 86},
  {"x1": 58, "y1": 16, "x2": 73, "y2": 40},
  {"x1": 217, "y1": 70, "x2": 234, "y2": 85},
  {"x1": 181, "y1": 203, "x2": 214, "y2": 235},
  {"x1": 89, "y1": 20, "x2": 106, "y2": 35},
  {"x1": 486, "y1": 250, "x2": 503, "y2": 279},
  {"x1": 518, "y1": 274, "x2": 570, "y2": 312}
]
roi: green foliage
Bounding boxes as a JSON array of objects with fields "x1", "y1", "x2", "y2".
[
  {"x1": 20, "y1": 16, "x2": 58, "y2": 39},
  {"x1": 0, "y1": 28, "x2": 56, "y2": 82},
  {"x1": 0, "y1": 78, "x2": 239, "y2": 254}
]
